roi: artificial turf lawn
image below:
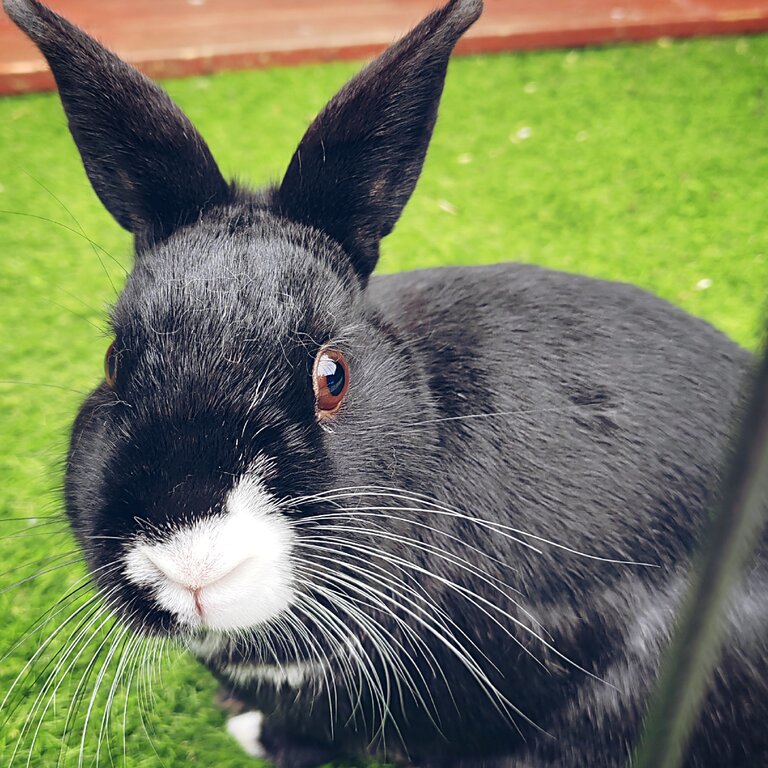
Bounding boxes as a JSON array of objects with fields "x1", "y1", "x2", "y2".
[{"x1": 1, "y1": 33, "x2": 767, "y2": 768}]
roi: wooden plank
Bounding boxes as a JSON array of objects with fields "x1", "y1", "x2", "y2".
[{"x1": 2, "y1": 0, "x2": 767, "y2": 96}]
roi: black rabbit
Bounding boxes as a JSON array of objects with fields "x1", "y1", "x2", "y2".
[{"x1": 4, "y1": 0, "x2": 766, "y2": 766}]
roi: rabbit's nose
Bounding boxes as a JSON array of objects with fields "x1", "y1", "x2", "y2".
[
  {"x1": 138, "y1": 547, "x2": 257, "y2": 619},
  {"x1": 139, "y1": 544, "x2": 254, "y2": 592},
  {"x1": 122, "y1": 474, "x2": 295, "y2": 630}
]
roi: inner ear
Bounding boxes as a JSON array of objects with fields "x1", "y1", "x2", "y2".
[
  {"x1": 276, "y1": 0, "x2": 483, "y2": 282},
  {"x1": 4, "y1": 0, "x2": 231, "y2": 249}
]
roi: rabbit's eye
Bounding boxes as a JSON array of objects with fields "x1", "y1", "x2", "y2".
[
  {"x1": 313, "y1": 348, "x2": 349, "y2": 417},
  {"x1": 105, "y1": 342, "x2": 118, "y2": 388}
]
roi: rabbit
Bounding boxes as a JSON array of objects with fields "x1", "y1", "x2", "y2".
[{"x1": 4, "y1": 0, "x2": 767, "y2": 766}]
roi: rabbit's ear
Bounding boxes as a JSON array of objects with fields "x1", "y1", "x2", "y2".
[
  {"x1": 277, "y1": 0, "x2": 482, "y2": 281},
  {"x1": 3, "y1": 0, "x2": 230, "y2": 249}
]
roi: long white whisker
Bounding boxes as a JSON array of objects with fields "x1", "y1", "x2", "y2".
[
  {"x1": 1, "y1": 564, "x2": 121, "y2": 719},
  {"x1": 299, "y1": 514, "x2": 551, "y2": 639},
  {"x1": 81, "y1": 620, "x2": 135, "y2": 767},
  {"x1": 294, "y1": 555, "x2": 531, "y2": 731},
  {"x1": 0, "y1": 557, "x2": 88, "y2": 596},
  {"x1": 14, "y1": 600, "x2": 120, "y2": 767},
  {"x1": 296, "y1": 562, "x2": 446, "y2": 733},
  {"x1": 292, "y1": 588, "x2": 389, "y2": 738},
  {"x1": 292, "y1": 486, "x2": 656, "y2": 566}
]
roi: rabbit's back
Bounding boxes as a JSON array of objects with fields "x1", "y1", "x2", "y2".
[{"x1": 369, "y1": 261, "x2": 751, "y2": 568}]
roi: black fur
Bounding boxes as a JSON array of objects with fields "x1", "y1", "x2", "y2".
[
  {"x1": 5, "y1": 0, "x2": 766, "y2": 766},
  {"x1": 2, "y1": 0, "x2": 231, "y2": 250},
  {"x1": 277, "y1": 0, "x2": 483, "y2": 281}
]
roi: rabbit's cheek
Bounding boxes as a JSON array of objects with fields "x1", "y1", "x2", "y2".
[{"x1": 122, "y1": 474, "x2": 295, "y2": 631}]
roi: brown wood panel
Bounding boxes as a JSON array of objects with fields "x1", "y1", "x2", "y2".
[{"x1": 1, "y1": 0, "x2": 767, "y2": 95}]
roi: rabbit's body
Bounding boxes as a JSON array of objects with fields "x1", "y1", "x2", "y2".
[
  {"x1": 4, "y1": 0, "x2": 767, "y2": 765},
  {"x1": 194, "y1": 262, "x2": 765, "y2": 767}
]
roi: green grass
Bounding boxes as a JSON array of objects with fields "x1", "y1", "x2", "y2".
[{"x1": 1, "y1": 34, "x2": 767, "y2": 767}]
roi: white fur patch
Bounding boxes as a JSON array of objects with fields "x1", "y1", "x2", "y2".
[
  {"x1": 124, "y1": 473, "x2": 294, "y2": 631},
  {"x1": 226, "y1": 710, "x2": 266, "y2": 758},
  {"x1": 221, "y1": 658, "x2": 327, "y2": 689}
]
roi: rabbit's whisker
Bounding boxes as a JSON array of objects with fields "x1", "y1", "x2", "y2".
[
  {"x1": 295, "y1": 589, "x2": 386, "y2": 723},
  {"x1": 118, "y1": 632, "x2": 146, "y2": 767},
  {"x1": 297, "y1": 508, "x2": 521, "y2": 575},
  {"x1": 289, "y1": 594, "x2": 361, "y2": 734},
  {"x1": 53, "y1": 282, "x2": 109, "y2": 324},
  {"x1": 1, "y1": 568, "x2": 120, "y2": 733},
  {"x1": 0, "y1": 549, "x2": 81, "y2": 583},
  {"x1": 132, "y1": 638, "x2": 163, "y2": 768},
  {"x1": 46, "y1": 296, "x2": 107, "y2": 334},
  {"x1": 397, "y1": 402, "x2": 609, "y2": 429},
  {"x1": 2, "y1": 581, "x2": 96, "y2": 668},
  {"x1": 79, "y1": 618, "x2": 135, "y2": 767},
  {"x1": 97, "y1": 626, "x2": 142, "y2": 765},
  {"x1": 298, "y1": 567, "x2": 445, "y2": 736},
  {"x1": 55, "y1": 613, "x2": 123, "y2": 768},
  {"x1": 295, "y1": 608, "x2": 341, "y2": 717},
  {"x1": 10, "y1": 600, "x2": 118, "y2": 766},
  {"x1": 274, "y1": 604, "x2": 339, "y2": 724},
  {"x1": 24, "y1": 171, "x2": 124, "y2": 296},
  {"x1": 299, "y1": 565, "x2": 453, "y2": 740},
  {"x1": 26, "y1": 618, "x2": 114, "y2": 767},
  {"x1": 303, "y1": 520, "x2": 551, "y2": 646},
  {"x1": 0, "y1": 558, "x2": 86, "y2": 596},
  {"x1": 298, "y1": 543, "x2": 476, "y2": 674},
  {"x1": 297, "y1": 555, "x2": 529, "y2": 732},
  {"x1": 293, "y1": 587, "x2": 391, "y2": 741},
  {"x1": 0, "y1": 209, "x2": 126, "y2": 279},
  {"x1": 297, "y1": 589, "x2": 366, "y2": 732},
  {"x1": 298, "y1": 513, "x2": 550, "y2": 637},
  {"x1": 298, "y1": 544, "x2": 501, "y2": 690},
  {"x1": 47, "y1": 614, "x2": 123, "y2": 766},
  {"x1": 0, "y1": 379, "x2": 90, "y2": 396},
  {"x1": 310, "y1": 533, "x2": 608, "y2": 691},
  {"x1": 303, "y1": 486, "x2": 655, "y2": 566},
  {"x1": 316, "y1": 586, "x2": 418, "y2": 752},
  {"x1": 0, "y1": 562, "x2": 117, "y2": 669},
  {"x1": 0, "y1": 528, "x2": 71, "y2": 542}
]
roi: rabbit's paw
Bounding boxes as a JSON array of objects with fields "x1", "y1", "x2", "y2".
[{"x1": 226, "y1": 710, "x2": 268, "y2": 759}]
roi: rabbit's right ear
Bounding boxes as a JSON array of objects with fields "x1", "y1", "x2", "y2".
[
  {"x1": 276, "y1": 0, "x2": 483, "y2": 282},
  {"x1": 3, "y1": 0, "x2": 230, "y2": 250}
]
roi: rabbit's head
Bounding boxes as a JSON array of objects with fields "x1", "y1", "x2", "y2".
[{"x1": 4, "y1": 0, "x2": 483, "y2": 644}]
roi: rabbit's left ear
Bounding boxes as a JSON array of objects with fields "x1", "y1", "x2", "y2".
[
  {"x1": 277, "y1": 0, "x2": 483, "y2": 282},
  {"x1": 3, "y1": 0, "x2": 230, "y2": 250}
]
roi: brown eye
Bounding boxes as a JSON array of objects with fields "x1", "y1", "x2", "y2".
[
  {"x1": 313, "y1": 347, "x2": 349, "y2": 417},
  {"x1": 105, "y1": 341, "x2": 118, "y2": 388}
]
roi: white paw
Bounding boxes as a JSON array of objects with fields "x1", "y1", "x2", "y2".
[{"x1": 226, "y1": 710, "x2": 267, "y2": 758}]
